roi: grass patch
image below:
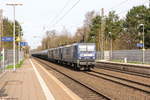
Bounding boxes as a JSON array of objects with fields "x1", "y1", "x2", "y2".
[
  {"x1": 111, "y1": 59, "x2": 124, "y2": 63},
  {"x1": 0, "y1": 56, "x2": 2, "y2": 61},
  {"x1": 127, "y1": 61, "x2": 143, "y2": 64},
  {"x1": 7, "y1": 60, "x2": 24, "y2": 69},
  {"x1": 111, "y1": 59, "x2": 144, "y2": 64}
]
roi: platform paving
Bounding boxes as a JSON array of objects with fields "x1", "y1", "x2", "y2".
[
  {"x1": 0, "y1": 59, "x2": 82, "y2": 100},
  {"x1": 0, "y1": 60, "x2": 46, "y2": 100}
]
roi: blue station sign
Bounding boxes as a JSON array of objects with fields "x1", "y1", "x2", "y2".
[
  {"x1": 1, "y1": 37, "x2": 13, "y2": 42},
  {"x1": 136, "y1": 43, "x2": 144, "y2": 47},
  {"x1": 20, "y1": 42, "x2": 28, "y2": 46}
]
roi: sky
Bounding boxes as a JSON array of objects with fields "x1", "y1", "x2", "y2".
[{"x1": 0, "y1": 0, "x2": 149, "y2": 49}]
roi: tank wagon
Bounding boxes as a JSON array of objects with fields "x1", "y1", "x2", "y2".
[
  {"x1": 32, "y1": 43, "x2": 96, "y2": 70},
  {"x1": 32, "y1": 50, "x2": 48, "y2": 59}
]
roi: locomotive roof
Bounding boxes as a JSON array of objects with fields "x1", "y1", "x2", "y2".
[
  {"x1": 64, "y1": 43, "x2": 95, "y2": 47},
  {"x1": 32, "y1": 43, "x2": 95, "y2": 54}
]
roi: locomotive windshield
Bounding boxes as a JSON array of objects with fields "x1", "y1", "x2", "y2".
[{"x1": 78, "y1": 45, "x2": 95, "y2": 52}]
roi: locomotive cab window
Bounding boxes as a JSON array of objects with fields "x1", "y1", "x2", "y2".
[{"x1": 79, "y1": 45, "x2": 95, "y2": 52}]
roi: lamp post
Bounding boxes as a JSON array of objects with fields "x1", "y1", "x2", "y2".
[
  {"x1": 16, "y1": 23, "x2": 23, "y2": 64},
  {"x1": 6, "y1": 3, "x2": 23, "y2": 71},
  {"x1": 139, "y1": 24, "x2": 145, "y2": 63},
  {"x1": 109, "y1": 32, "x2": 112, "y2": 60},
  {"x1": 0, "y1": 9, "x2": 3, "y2": 51},
  {"x1": 0, "y1": 9, "x2": 4, "y2": 71},
  {"x1": 18, "y1": 25, "x2": 21, "y2": 63}
]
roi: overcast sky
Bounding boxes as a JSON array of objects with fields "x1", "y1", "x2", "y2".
[{"x1": 0, "y1": 0, "x2": 149, "y2": 49}]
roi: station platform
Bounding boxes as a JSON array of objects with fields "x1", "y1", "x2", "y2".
[
  {"x1": 0, "y1": 59, "x2": 82, "y2": 100},
  {"x1": 96, "y1": 59, "x2": 150, "y2": 67}
]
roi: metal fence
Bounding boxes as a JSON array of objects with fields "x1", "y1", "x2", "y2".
[
  {"x1": 96, "y1": 49, "x2": 150, "y2": 64},
  {"x1": 0, "y1": 49, "x2": 24, "y2": 71}
]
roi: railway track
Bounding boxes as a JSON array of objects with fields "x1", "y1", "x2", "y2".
[
  {"x1": 85, "y1": 70, "x2": 150, "y2": 94},
  {"x1": 34, "y1": 58, "x2": 111, "y2": 100},
  {"x1": 96, "y1": 62, "x2": 150, "y2": 78},
  {"x1": 34, "y1": 57, "x2": 150, "y2": 100}
]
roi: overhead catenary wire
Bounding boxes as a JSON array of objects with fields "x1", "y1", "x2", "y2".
[
  {"x1": 108, "y1": 0, "x2": 129, "y2": 12},
  {"x1": 107, "y1": 0, "x2": 148, "y2": 16},
  {"x1": 49, "y1": 0, "x2": 71, "y2": 25},
  {"x1": 47, "y1": 0, "x2": 148, "y2": 30},
  {"x1": 52, "y1": 0, "x2": 81, "y2": 27},
  {"x1": 44, "y1": 0, "x2": 72, "y2": 30},
  {"x1": 117, "y1": 0, "x2": 149, "y2": 16},
  {"x1": 50, "y1": 0, "x2": 128, "y2": 28}
]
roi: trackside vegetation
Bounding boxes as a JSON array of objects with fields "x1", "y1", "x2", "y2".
[
  {"x1": 6, "y1": 60, "x2": 24, "y2": 69},
  {"x1": 36, "y1": 5, "x2": 150, "y2": 51}
]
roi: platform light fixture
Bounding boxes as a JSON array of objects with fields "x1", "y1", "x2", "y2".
[
  {"x1": 139, "y1": 24, "x2": 145, "y2": 63},
  {"x1": 6, "y1": 3, "x2": 23, "y2": 71}
]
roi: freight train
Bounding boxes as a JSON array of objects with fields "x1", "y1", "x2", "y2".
[{"x1": 32, "y1": 43, "x2": 96, "y2": 70}]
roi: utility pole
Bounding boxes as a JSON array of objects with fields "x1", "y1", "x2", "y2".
[
  {"x1": 84, "y1": 26, "x2": 86, "y2": 43},
  {"x1": 18, "y1": 25, "x2": 21, "y2": 63},
  {"x1": 141, "y1": 24, "x2": 145, "y2": 64},
  {"x1": 101, "y1": 8, "x2": 104, "y2": 60},
  {"x1": 0, "y1": 9, "x2": 4, "y2": 71},
  {"x1": 6, "y1": 3, "x2": 23, "y2": 71},
  {"x1": 109, "y1": 32, "x2": 112, "y2": 60},
  {"x1": 139, "y1": 24, "x2": 145, "y2": 64},
  {"x1": 149, "y1": 0, "x2": 150, "y2": 8},
  {"x1": 0, "y1": 9, "x2": 3, "y2": 51},
  {"x1": 0, "y1": 9, "x2": 2, "y2": 70}
]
